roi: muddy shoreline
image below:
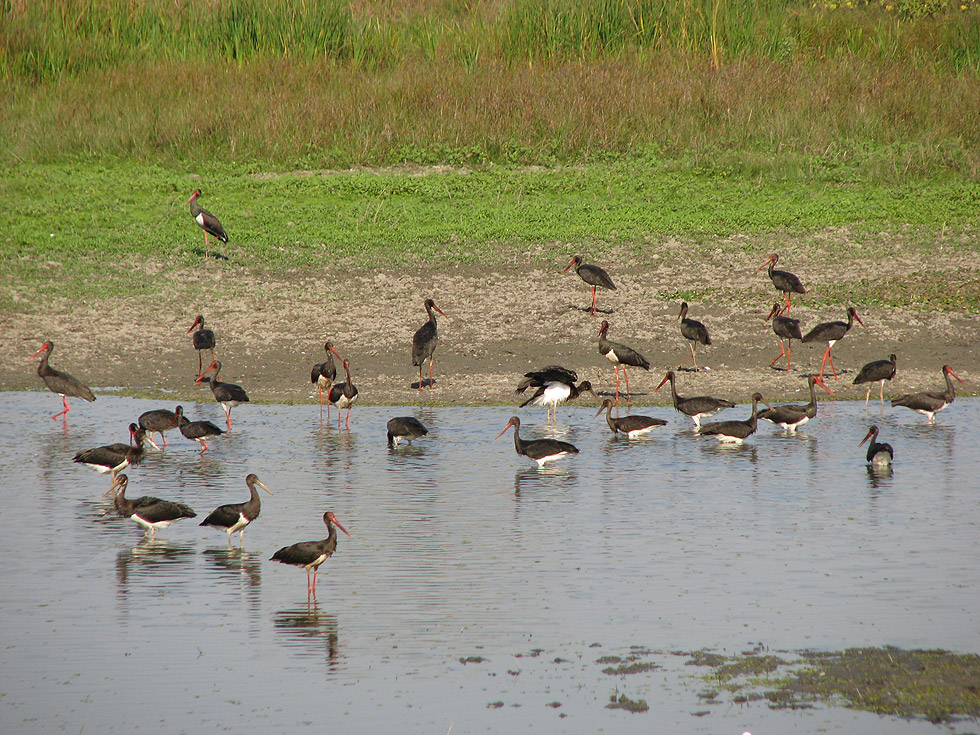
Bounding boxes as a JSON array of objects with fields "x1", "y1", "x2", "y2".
[{"x1": 5, "y1": 246, "x2": 979, "y2": 408}]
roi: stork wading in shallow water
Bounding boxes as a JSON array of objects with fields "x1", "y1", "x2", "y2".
[
  {"x1": 111, "y1": 474, "x2": 197, "y2": 538},
  {"x1": 853, "y1": 354, "x2": 897, "y2": 407},
  {"x1": 186, "y1": 189, "x2": 227, "y2": 259},
  {"x1": 515, "y1": 365, "x2": 595, "y2": 424},
  {"x1": 801, "y1": 307, "x2": 864, "y2": 381},
  {"x1": 271, "y1": 512, "x2": 352, "y2": 597},
  {"x1": 676, "y1": 301, "x2": 711, "y2": 371},
  {"x1": 594, "y1": 399, "x2": 667, "y2": 438},
  {"x1": 859, "y1": 425, "x2": 894, "y2": 467},
  {"x1": 30, "y1": 340, "x2": 96, "y2": 420},
  {"x1": 598, "y1": 320, "x2": 649, "y2": 403},
  {"x1": 173, "y1": 405, "x2": 224, "y2": 452},
  {"x1": 765, "y1": 302, "x2": 803, "y2": 371},
  {"x1": 200, "y1": 473, "x2": 273, "y2": 546},
  {"x1": 201, "y1": 360, "x2": 249, "y2": 428},
  {"x1": 891, "y1": 364, "x2": 964, "y2": 423},
  {"x1": 74, "y1": 423, "x2": 146, "y2": 481},
  {"x1": 562, "y1": 255, "x2": 616, "y2": 315},
  {"x1": 495, "y1": 416, "x2": 579, "y2": 467},
  {"x1": 757, "y1": 375, "x2": 830, "y2": 432},
  {"x1": 329, "y1": 359, "x2": 358, "y2": 429},
  {"x1": 187, "y1": 315, "x2": 216, "y2": 383},
  {"x1": 412, "y1": 298, "x2": 446, "y2": 391},
  {"x1": 756, "y1": 253, "x2": 806, "y2": 315},
  {"x1": 697, "y1": 393, "x2": 769, "y2": 444},
  {"x1": 138, "y1": 406, "x2": 187, "y2": 450},
  {"x1": 386, "y1": 417, "x2": 429, "y2": 447},
  {"x1": 312, "y1": 341, "x2": 342, "y2": 416},
  {"x1": 654, "y1": 370, "x2": 735, "y2": 428}
]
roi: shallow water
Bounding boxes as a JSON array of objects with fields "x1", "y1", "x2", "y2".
[{"x1": 1, "y1": 391, "x2": 978, "y2": 734}]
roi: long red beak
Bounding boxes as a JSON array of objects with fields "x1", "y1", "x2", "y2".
[
  {"x1": 755, "y1": 255, "x2": 775, "y2": 272},
  {"x1": 853, "y1": 311, "x2": 865, "y2": 327},
  {"x1": 433, "y1": 304, "x2": 447, "y2": 318},
  {"x1": 329, "y1": 344, "x2": 344, "y2": 360},
  {"x1": 765, "y1": 303, "x2": 779, "y2": 322},
  {"x1": 561, "y1": 257, "x2": 577, "y2": 274},
  {"x1": 654, "y1": 374, "x2": 670, "y2": 392},
  {"x1": 187, "y1": 316, "x2": 202, "y2": 334},
  {"x1": 948, "y1": 366, "x2": 965, "y2": 384},
  {"x1": 30, "y1": 343, "x2": 50, "y2": 359},
  {"x1": 329, "y1": 513, "x2": 352, "y2": 537},
  {"x1": 814, "y1": 376, "x2": 834, "y2": 396},
  {"x1": 859, "y1": 429, "x2": 874, "y2": 447},
  {"x1": 494, "y1": 421, "x2": 515, "y2": 440}
]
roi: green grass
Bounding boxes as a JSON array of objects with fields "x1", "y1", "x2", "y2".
[{"x1": 2, "y1": 158, "x2": 979, "y2": 311}]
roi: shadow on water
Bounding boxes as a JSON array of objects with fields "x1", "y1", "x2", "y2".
[
  {"x1": 115, "y1": 538, "x2": 197, "y2": 593},
  {"x1": 201, "y1": 546, "x2": 262, "y2": 588}
]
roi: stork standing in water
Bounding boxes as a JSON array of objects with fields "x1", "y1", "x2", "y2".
[
  {"x1": 495, "y1": 416, "x2": 579, "y2": 467},
  {"x1": 562, "y1": 255, "x2": 616, "y2": 315},
  {"x1": 311, "y1": 341, "x2": 342, "y2": 416},
  {"x1": 200, "y1": 473, "x2": 273, "y2": 546},
  {"x1": 186, "y1": 189, "x2": 228, "y2": 259},
  {"x1": 271, "y1": 511, "x2": 351, "y2": 597},
  {"x1": 30, "y1": 340, "x2": 96, "y2": 420},
  {"x1": 757, "y1": 375, "x2": 830, "y2": 432},
  {"x1": 598, "y1": 320, "x2": 650, "y2": 402},
  {"x1": 853, "y1": 354, "x2": 897, "y2": 407},
  {"x1": 891, "y1": 364, "x2": 964, "y2": 422},
  {"x1": 756, "y1": 253, "x2": 806, "y2": 314},
  {"x1": 328, "y1": 359, "x2": 358, "y2": 429},
  {"x1": 386, "y1": 417, "x2": 429, "y2": 447},
  {"x1": 801, "y1": 307, "x2": 864, "y2": 381},
  {"x1": 594, "y1": 399, "x2": 667, "y2": 438},
  {"x1": 138, "y1": 406, "x2": 186, "y2": 450},
  {"x1": 676, "y1": 301, "x2": 711, "y2": 371},
  {"x1": 412, "y1": 298, "x2": 446, "y2": 390},
  {"x1": 74, "y1": 423, "x2": 146, "y2": 480},
  {"x1": 697, "y1": 393, "x2": 768, "y2": 444},
  {"x1": 187, "y1": 315, "x2": 216, "y2": 383},
  {"x1": 112, "y1": 474, "x2": 197, "y2": 538},
  {"x1": 765, "y1": 302, "x2": 803, "y2": 371},
  {"x1": 173, "y1": 405, "x2": 225, "y2": 452},
  {"x1": 654, "y1": 370, "x2": 735, "y2": 427},
  {"x1": 201, "y1": 360, "x2": 249, "y2": 427},
  {"x1": 516, "y1": 365, "x2": 595, "y2": 423},
  {"x1": 859, "y1": 425, "x2": 894, "y2": 467}
]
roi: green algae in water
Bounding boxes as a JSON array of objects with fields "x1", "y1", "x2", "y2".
[{"x1": 607, "y1": 691, "x2": 649, "y2": 713}]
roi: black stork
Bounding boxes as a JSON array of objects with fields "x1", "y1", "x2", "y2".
[
  {"x1": 562, "y1": 255, "x2": 616, "y2": 315},
  {"x1": 271, "y1": 511, "x2": 351, "y2": 597},
  {"x1": 186, "y1": 189, "x2": 228, "y2": 259},
  {"x1": 412, "y1": 298, "x2": 446, "y2": 391},
  {"x1": 495, "y1": 416, "x2": 579, "y2": 467},
  {"x1": 757, "y1": 375, "x2": 830, "y2": 432},
  {"x1": 311, "y1": 341, "x2": 342, "y2": 415},
  {"x1": 859, "y1": 425, "x2": 894, "y2": 467},
  {"x1": 765, "y1": 302, "x2": 804, "y2": 371},
  {"x1": 138, "y1": 406, "x2": 186, "y2": 450},
  {"x1": 756, "y1": 253, "x2": 806, "y2": 314},
  {"x1": 30, "y1": 340, "x2": 96, "y2": 420},
  {"x1": 654, "y1": 370, "x2": 736, "y2": 427},
  {"x1": 386, "y1": 416, "x2": 429, "y2": 447},
  {"x1": 200, "y1": 473, "x2": 273, "y2": 546},
  {"x1": 594, "y1": 398, "x2": 667, "y2": 438},
  {"x1": 328, "y1": 359, "x2": 358, "y2": 429},
  {"x1": 598, "y1": 320, "x2": 650, "y2": 403},
  {"x1": 677, "y1": 301, "x2": 711, "y2": 371},
  {"x1": 697, "y1": 392, "x2": 768, "y2": 444},
  {"x1": 173, "y1": 405, "x2": 225, "y2": 452},
  {"x1": 187, "y1": 315, "x2": 216, "y2": 383},
  {"x1": 516, "y1": 365, "x2": 595, "y2": 424},
  {"x1": 891, "y1": 364, "x2": 964, "y2": 423},
  {"x1": 112, "y1": 473, "x2": 197, "y2": 538},
  {"x1": 853, "y1": 353, "x2": 897, "y2": 407},
  {"x1": 201, "y1": 359, "x2": 249, "y2": 427},
  {"x1": 801, "y1": 307, "x2": 864, "y2": 381},
  {"x1": 74, "y1": 423, "x2": 146, "y2": 479}
]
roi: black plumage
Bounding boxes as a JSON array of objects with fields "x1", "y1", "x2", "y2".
[
  {"x1": 271, "y1": 511, "x2": 351, "y2": 595},
  {"x1": 387, "y1": 417, "x2": 429, "y2": 446},
  {"x1": 412, "y1": 298, "x2": 446, "y2": 390},
  {"x1": 654, "y1": 370, "x2": 735, "y2": 427},
  {"x1": 200, "y1": 473, "x2": 272, "y2": 545},
  {"x1": 495, "y1": 416, "x2": 579, "y2": 466},
  {"x1": 31, "y1": 340, "x2": 95, "y2": 420}
]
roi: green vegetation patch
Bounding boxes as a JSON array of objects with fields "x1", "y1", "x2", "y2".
[{"x1": 686, "y1": 647, "x2": 980, "y2": 722}]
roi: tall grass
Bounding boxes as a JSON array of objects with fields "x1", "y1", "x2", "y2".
[{"x1": 2, "y1": 0, "x2": 980, "y2": 173}]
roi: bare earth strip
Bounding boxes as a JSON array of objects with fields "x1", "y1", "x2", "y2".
[{"x1": 4, "y1": 240, "x2": 979, "y2": 407}]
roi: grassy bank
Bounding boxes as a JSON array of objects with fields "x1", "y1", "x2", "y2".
[
  {"x1": 3, "y1": 158, "x2": 979, "y2": 312},
  {"x1": 3, "y1": 1, "x2": 980, "y2": 176}
]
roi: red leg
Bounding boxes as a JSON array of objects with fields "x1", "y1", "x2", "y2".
[
  {"x1": 52, "y1": 395, "x2": 70, "y2": 420},
  {"x1": 769, "y1": 340, "x2": 787, "y2": 367},
  {"x1": 785, "y1": 341, "x2": 792, "y2": 371},
  {"x1": 345, "y1": 407, "x2": 352, "y2": 429},
  {"x1": 429, "y1": 358, "x2": 435, "y2": 389},
  {"x1": 818, "y1": 345, "x2": 832, "y2": 379},
  {"x1": 590, "y1": 286, "x2": 597, "y2": 315},
  {"x1": 199, "y1": 438, "x2": 210, "y2": 452},
  {"x1": 827, "y1": 350, "x2": 838, "y2": 380},
  {"x1": 418, "y1": 365, "x2": 423, "y2": 391}
]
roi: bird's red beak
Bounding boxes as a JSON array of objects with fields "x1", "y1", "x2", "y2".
[
  {"x1": 187, "y1": 316, "x2": 202, "y2": 334},
  {"x1": 755, "y1": 255, "x2": 775, "y2": 272},
  {"x1": 853, "y1": 311, "x2": 865, "y2": 327},
  {"x1": 765, "y1": 303, "x2": 779, "y2": 322},
  {"x1": 494, "y1": 420, "x2": 515, "y2": 440},
  {"x1": 329, "y1": 513, "x2": 352, "y2": 537},
  {"x1": 30, "y1": 343, "x2": 50, "y2": 359},
  {"x1": 561, "y1": 257, "x2": 577, "y2": 274},
  {"x1": 654, "y1": 374, "x2": 670, "y2": 392},
  {"x1": 433, "y1": 304, "x2": 447, "y2": 318},
  {"x1": 814, "y1": 376, "x2": 834, "y2": 396},
  {"x1": 859, "y1": 428, "x2": 875, "y2": 447},
  {"x1": 948, "y1": 366, "x2": 965, "y2": 384}
]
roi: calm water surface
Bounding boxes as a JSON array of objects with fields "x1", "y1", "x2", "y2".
[{"x1": 1, "y1": 391, "x2": 978, "y2": 734}]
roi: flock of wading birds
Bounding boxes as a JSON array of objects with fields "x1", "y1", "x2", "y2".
[{"x1": 23, "y1": 190, "x2": 970, "y2": 593}]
